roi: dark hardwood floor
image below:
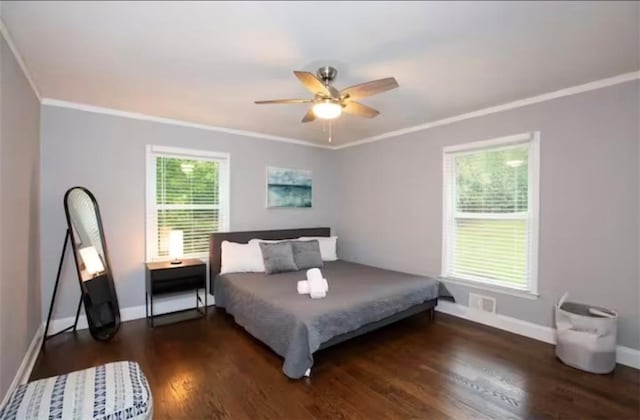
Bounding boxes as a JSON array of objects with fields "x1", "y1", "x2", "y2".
[{"x1": 32, "y1": 309, "x2": 640, "y2": 419}]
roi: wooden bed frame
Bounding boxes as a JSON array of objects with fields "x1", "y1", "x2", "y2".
[{"x1": 209, "y1": 227, "x2": 437, "y2": 375}]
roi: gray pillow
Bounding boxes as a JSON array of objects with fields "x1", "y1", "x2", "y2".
[
  {"x1": 259, "y1": 242, "x2": 298, "y2": 274},
  {"x1": 290, "y1": 240, "x2": 323, "y2": 270}
]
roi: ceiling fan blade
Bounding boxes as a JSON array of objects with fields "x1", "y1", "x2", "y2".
[
  {"x1": 343, "y1": 101, "x2": 380, "y2": 118},
  {"x1": 340, "y1": 77, "x2": 399, "y2": 100},
  {"x1": 254, "y1": 99, "x2": 312, "y2": 104},
  {"x1": 301, "y1": 108, "x2": 316, "y2": 123},
  {"x1": 293, "y1": 71, "x2": 339, "y2": 98}
]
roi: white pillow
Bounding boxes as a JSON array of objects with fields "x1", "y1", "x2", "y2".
[
  {"x1": 298, "y1": 236, "x2": 338, "y2": 261},
  {"x1": 220, "y1": 240, "x2": 265, "y2": 274}
]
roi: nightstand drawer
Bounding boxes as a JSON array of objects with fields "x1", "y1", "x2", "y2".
[
  {"x1": 152, "y1": 275, "x2": 204, "y2": 295},
  {"x1": 150, "y1": 264, "x2": 205, "y2": 282}
]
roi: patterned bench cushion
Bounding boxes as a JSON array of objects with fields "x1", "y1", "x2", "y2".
[{"x1": 0, "y1": 361, "x2": 152, "y2": 420}]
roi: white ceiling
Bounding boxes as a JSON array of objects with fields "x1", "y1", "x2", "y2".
[{"x1": 2, "y1": 1, "x2": 639, "y2": 145}]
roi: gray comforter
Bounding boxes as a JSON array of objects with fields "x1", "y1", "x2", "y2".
[{"x1": 214, "y1": 260, "x2": 440, "y2": 378}]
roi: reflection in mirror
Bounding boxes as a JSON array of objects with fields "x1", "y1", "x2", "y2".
[
  {"x1": 64, "y1": 187, "x2": 121, "y2": 340},
  {"x1": 67, "y1": 188, "x2": 106, "y2": 281}
]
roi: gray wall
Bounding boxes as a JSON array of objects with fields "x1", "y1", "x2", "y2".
[
  {"x1": 39, "y1": 79, "x2": 639, "y2": 351},
  {"x1": 336, "y1": 81, "x2": 640, "y2": 349},
  {"x1": 0, "y1": 36, "x2": 41, "y2": 397},
  {"x1": 40, "y1": 106, "x2": 338, "y2": 320}
]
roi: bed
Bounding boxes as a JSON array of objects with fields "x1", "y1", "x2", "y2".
[{"x1": 210, "y1": 228, "x2": 447, "y2": 379}]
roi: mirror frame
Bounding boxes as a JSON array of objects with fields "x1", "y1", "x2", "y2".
[{"x1": 64, "y1": 186, "x2": 121, "y2": 340}]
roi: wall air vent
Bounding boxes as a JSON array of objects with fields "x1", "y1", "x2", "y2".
[{"x1": 469, "y1": 293, "x2": 497, "y2": 314}]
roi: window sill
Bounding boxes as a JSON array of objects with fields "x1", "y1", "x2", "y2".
[{"x1": 439, "y1": 276, "x2": 539, "y2": 300}]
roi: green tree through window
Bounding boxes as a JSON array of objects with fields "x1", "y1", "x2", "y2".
[
  {"x1": 156, "y1": 157, "x2": 220, "y2": 257},
  {"x1": 455, "y1": 146, "x2": 528, "y2": 213}
]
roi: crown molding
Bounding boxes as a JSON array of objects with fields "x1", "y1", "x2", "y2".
[
  {"x1": 334, "y1": 71, "x2": 640, "y2": 150},
  {"x1": 0, "y1": 18, "x2": 41, "y2": 100},
  {"x1": 41, "y1": 98, "x2": 333, "y2": 149},
  {"x1": 14, "y1": 21, "x2": 634, "y2": 153},
  {"x1": 41, "y1": 69, "x2": 639, "y2": 151}
]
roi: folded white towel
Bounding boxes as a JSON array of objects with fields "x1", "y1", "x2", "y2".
[
  {"x1": 307, "y1": 268, "x2": 323, "y2": 282},
  {"x1": 307, "y1": 268, "x2": 328, "y2": 299},
  {"x1": 310, "y1": 289, "x2": 326, "y2": 299},
  {"x1": 297, "y1": 279, "x2": 328, "y2": 295},
  {"x1": 297, "y1": 280, "x2": 309, "y2": 294},
  {"x1": 307, "y1": 268, "x2": 325, "y2": 292}
]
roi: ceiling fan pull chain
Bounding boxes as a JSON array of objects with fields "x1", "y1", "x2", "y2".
[{"x1": 329, "y1": 120, "x2": 332, "y2": 143}]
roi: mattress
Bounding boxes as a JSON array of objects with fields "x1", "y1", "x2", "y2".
[{"x1": 214, "y1": 260, "x2": 440, "y2": 378}]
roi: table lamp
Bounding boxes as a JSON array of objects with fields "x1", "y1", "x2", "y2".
[
  {"x1": 79, "y1": 246, "x2": 105, "y2": 279},
  {"x1": 169, "y1": 230, "x2": 184, "y2": 264}
]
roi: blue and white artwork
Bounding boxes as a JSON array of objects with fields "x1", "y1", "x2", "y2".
[{"x1": 267, "y1": 167, "x2": 312, "y2": 208}]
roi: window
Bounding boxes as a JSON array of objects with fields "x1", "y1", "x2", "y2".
[
  {"x1": 146, "y1": 145, "x2": 230, "y2": 261},
  {"x1": 442, "y1": 132, "x2": 539, "y2": 294}
]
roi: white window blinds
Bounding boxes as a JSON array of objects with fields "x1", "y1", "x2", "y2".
[
  {"x1": 146, "y1": 146, "x2": 230, "y2": 261},
  {"x1": 442, "y1": 133, "x2": 539, "y2": 292}
]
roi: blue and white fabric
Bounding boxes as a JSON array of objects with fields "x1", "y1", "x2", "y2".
[{"x1": 0, "y1": 361, "x2": 152, "y2": 420}]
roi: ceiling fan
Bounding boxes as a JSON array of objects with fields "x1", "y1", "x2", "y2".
[{"x1": 255, "y1": 66, "x2": 399, "y2": 123}]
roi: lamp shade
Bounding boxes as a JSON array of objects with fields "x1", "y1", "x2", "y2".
[
  {"x1": 79, "y1": 246, "x2": 105, "y2": 276},
  {"x1": 169, "y1": 230, "x2": 184, "y2": 261}
]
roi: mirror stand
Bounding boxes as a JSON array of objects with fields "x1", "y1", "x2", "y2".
[{"x1": 42, "y1": 229, "x2": 83, "y2": 349}]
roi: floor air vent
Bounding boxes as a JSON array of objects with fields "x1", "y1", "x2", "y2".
[{"x1": 469, "y1": 293, "x2": 496, "y2": 313}]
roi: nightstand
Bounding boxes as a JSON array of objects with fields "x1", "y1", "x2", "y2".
[{"x1": 145, "y1": 258, "x2": 207, "y2": 326}]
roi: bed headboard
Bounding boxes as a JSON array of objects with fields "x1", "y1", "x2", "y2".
[{"x1": 209, "y1": 227, "x2": 331, "y2": 291}]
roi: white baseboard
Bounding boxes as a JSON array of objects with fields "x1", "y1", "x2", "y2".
[
  {"x1": 436, "y1": 300, "x2": 640, "y2": 370},
  {"x1": 1, "y1": 324, "x2": 44, "y2": 409},
  {"x1": 616, "y1": 345, "x2": 640, "y2": 369},
  {"x1": 49, "y1": 292, "x2": 215, "y2": 334}
]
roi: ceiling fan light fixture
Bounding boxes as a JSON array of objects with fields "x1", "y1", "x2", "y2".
[
  {"x1": 255, "y1": 66, "x2": 398, "y2": 126},
  {"x1": 312, "y1": 100, "x2": 342, "y2": 120}
]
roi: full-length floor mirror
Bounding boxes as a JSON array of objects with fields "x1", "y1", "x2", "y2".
[
  {"x1": 64, "y1": 186, "x2": 121, "y2": 340},
  {"x1": 43, "y1": 186, "x2": 121, "y2": 344}
]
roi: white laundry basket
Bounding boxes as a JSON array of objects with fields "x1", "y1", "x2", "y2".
[{"x1": 555, "y1": 293, "x2": 618, "y2": 374}]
